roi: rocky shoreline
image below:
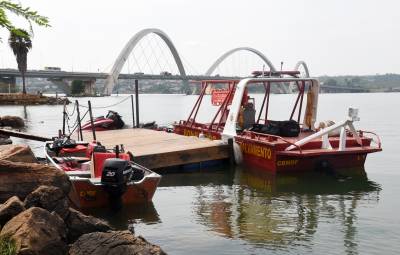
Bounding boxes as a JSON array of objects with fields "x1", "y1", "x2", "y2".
[
  {"x1": 0, "y1": 144, "x2": 166, "y2": 255},
  {"x1": 0, "y1": 93, "x2": 70, "y2": 105},
  {"x1": 0, "y1": 116, "x2": 25, "y2": 146}
]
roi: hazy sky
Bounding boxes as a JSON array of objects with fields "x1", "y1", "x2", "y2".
[{"x1": 0, "y1": 0, "x2": 399, "y2": 76}]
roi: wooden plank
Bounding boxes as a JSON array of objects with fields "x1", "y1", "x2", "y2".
[
  {"x1": 0, "y1": 129, "x2": 52, "y2": 142},
  {"x1": 133, "y1": 144, "x2": 230, "y2": 169},
  {"x1": 79, "y1": 129, "x2": 229, "y2": 169}
]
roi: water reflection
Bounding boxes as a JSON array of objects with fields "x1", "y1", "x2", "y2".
[
  {"x1": 22, "y1": 105, "x2": 28, "y2": 120},
  {"x1": 192, "y1": 166, "x2": 380, "y2": 254},
  {"x1": 82, "y1": 202, "x2": 161, "y2": 229}
]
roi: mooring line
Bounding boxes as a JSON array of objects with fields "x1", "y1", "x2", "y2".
[{"x1": 77, "y1": 95, "x2": 131, "y2": 109}]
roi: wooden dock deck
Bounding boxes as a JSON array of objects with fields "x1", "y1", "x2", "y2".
[{"x1": 80, "y1": 129, "x2": 230, "y2": 170}]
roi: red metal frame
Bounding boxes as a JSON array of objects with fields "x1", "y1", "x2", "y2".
[{"x1": 183, "y1": 79, "x2": 309, "y2": 131}]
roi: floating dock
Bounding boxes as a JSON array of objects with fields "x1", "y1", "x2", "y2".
[{"x1": 79, "y1": 129, "x2": 230, "y2": 170}]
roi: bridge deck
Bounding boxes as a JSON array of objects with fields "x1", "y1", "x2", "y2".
[{"x1": 80, "y1": 128, "x2": 229, "y2": 170}]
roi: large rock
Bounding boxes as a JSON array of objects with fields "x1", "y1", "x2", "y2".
[
  {"x1": 65, "y1": 208, "x2": 111, "y2": 243},
  {"x1": 0, "y1": 196, "x2": 25, "y2": 226},
  {"x1": 0, "y1": 160, "x2": 70, "y2": 203},
  {"x1": 0, "y1": 115, "x2": 24, "y2": 128},
  {"x1": 24, "y1": 185, "x2": 70, "y2": 220},
  {"x1": 0, "y1": 144, "x2": 38, "y2": 163},
  {"x1": 0, "y1": 134, "x2": 12, "y2": 145},
  {"x1": 0, "y1": 207, "x2": 67, "y2": 255},
  {"x1": 69, "y1": 230, "x2": 166, "y2": 255}
]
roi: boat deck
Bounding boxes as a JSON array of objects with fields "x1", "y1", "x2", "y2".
[{"x1": 79, "y1": 128, "x2": 230, "y2": 170}]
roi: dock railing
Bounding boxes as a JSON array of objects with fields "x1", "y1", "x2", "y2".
[{"x1": 285, "y1": 108, "x2": 378, "y2": 151}]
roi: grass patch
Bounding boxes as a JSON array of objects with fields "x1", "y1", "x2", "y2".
[{"x1": 0, "y1": 235, "x2": 17, "y2": 255}]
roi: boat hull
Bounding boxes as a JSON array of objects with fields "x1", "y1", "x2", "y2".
[
  {"x1": 241, "y1": 151, "x2": 369, "y2": 172},
  {"x1": 174, "y1": 125, "x2": 381, "y2": 173},
  {"x1": 235, "y1": 137, "x2": 381, "y2": 172},
  {"x1": 68, "y1": 176, "x2": 160, "y2": 209}
]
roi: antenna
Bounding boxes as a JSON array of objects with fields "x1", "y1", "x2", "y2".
[{"x1": 280, "y1": 61, "x2": 284, "y2": 77}]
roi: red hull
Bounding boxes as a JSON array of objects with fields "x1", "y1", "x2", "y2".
[
  {"x1": 81, "y1": 119, "x2": 115, "y2": 131},
  {"x1": 69, "y1": 177, "x2": 160, "y2": 209},
  {"x1": 174, "y1": 124, "x2": 381, "y2": 173}
]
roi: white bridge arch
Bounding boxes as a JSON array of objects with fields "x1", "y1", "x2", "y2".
[
  {"x1": 205, "y1": 47, "x2": 277, "y2": 76},
  {"x1": 103, "y1": 28, "x2": 187, "y2": 94},
  {"x1": 294, "y1": 60, "x2": 310, "y2": 77}
]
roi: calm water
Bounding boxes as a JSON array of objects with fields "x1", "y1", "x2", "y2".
[{"x1": 1, "y1": 93, "x2": 400, "y2": 254}]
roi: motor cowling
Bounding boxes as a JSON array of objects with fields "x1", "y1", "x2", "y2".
[
  {"x1": 106, "y1": 111, "x2": 125, "y2": 129},
  {"x1": 101, "y1": 158, "x2": 132, "y2": 197}
]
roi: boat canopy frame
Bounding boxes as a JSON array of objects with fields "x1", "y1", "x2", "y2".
[
  {"x1": 222, "y1": 77, "x2": 320, "y2": 138},
  {"x1": 184, "y1": 77, "x2": 320, "y2": 137}
]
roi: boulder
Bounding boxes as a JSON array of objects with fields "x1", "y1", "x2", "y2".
[
  {"x1": 24, "y1": 185, "x2": 70, "y2": 220},
  {"x1": 0, "y1": 134, "x2": 12, "y2": 145},
  {"x1": 0, "y1": 144, "x2": 38, "y2": 163},
  {"x1": 65, "y1": 208, "x2": 111, "y2": 243},
  {"x1": 0, "y1": 196, "x2": 25, "y2": 226},
  {"x1": 69, "y1": 230, "x2": 166, "y2": 255},
  {"x1": 0, "y1": 116, "x2": 25, "y2": 128},
  {"x1": 0, "y1": 160, "x2": 70, "y2": 203},
  {"x1": 0, "y1": 207, "x2": 67, "y2": 255}
]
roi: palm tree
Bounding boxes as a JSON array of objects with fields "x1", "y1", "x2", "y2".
[{"x1": 8, "y1": 29, "x2": 32, "y2": 94}]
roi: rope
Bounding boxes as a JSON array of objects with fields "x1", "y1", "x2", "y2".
[
  {"x1": 65, "y1": 103, "x2": 76, "y2": 117},
  {"x1": 67, "y1": 109, "x2": 89, "y2": 137},
  {"x1": 77, "y1": 96, "x2": 131, "y2": 109}
]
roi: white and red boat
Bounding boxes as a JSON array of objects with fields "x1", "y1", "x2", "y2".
[
  {"x1": 45, "y1": 137, "x2": 161, "y2": 209},
  {"x1": 174, "y1": 72, "x2": 382, "y2": 173}
]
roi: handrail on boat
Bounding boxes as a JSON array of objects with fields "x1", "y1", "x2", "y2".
[
  {"x1": 243, "y1": 130, "x2": 303, "y2": 154},
  {"x1": 359, "y1": 130, "x2": 382, "y2": 149}
]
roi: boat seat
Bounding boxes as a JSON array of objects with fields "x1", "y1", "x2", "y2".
[
  {"x1": 90, "y1": 152, "x2": 130, "y2": 178},
  {"x1": 59, "y1": 144, "x2": 87, "y2": 156},
  {"x1": 53, "y1": 156, "x2": 90, "y2": 172}
]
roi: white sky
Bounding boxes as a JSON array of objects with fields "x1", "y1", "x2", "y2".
[{"x1": 0, "y1": 0, "x2": 399, "y2": 76}]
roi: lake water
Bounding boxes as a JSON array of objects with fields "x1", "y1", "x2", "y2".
[{"x1": 1, "y1": 92, "x2": 399, "y2": 254}]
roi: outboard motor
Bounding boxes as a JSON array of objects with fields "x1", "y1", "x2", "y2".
[
  {"x1": 101, "y1": 158, "x2": 132, "y2": 208},
  {"x1": 106, "y1": 111, "x2": 125, "y2": 129}
]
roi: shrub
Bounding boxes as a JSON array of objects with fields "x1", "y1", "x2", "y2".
[{"x1": 0, "y1": 235, "x2": 17, "y2": 255}]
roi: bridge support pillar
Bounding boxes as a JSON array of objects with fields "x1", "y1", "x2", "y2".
[
  {"x1": 0, "y1": 76, "x2": 17, "y2": 93},
  {"x1": 48, "y1": 79, "x2": 71, "y2": 95},
  {"x1": 83, "y1": 79, "x2": 96, "y2": 96}
]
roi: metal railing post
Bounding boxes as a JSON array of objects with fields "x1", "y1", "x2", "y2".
[
  {"x1": 131, "y1": 94, "x2": 135, "y2": 129},
  {"x1": 135, "y1": 80, "x2": 140, "y2": 128},
  {"x1": 62, "y1": 101, "x2": 66, "y2": 135},
  {"x1": 88, "y1": 100, "x2": 96, "y2": 141},
  {"x1": 75, "y1": 100, "x2": 83, "y2": 140}
]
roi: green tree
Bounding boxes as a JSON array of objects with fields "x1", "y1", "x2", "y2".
[
  {"x1": 8, "y1": 29, "x2": 31, "y2": 94},
  {"x1": 71, "y1": 80, "x2": 85, "y2": 95},
  {"x1": 325, "y1": 78, "x2": 338, "y2": 87},
  {"x1": 0, "y1": 1, "x2": 50, "y2": 41}
]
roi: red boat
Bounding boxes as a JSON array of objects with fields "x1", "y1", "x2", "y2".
[
  {"x1": 174, "y1": 73, "x2": 382, "y2": 173},
  {"x1": 45, "y1": 138, "x2": 161, "y2": 209},
  {"x1": 81, "y1": 110, "x2": 125, "y2": 131}
]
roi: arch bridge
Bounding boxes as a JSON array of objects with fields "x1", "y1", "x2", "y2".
[{"x1": 103, "y1": 28, "x2": 188, "y2": 95}]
